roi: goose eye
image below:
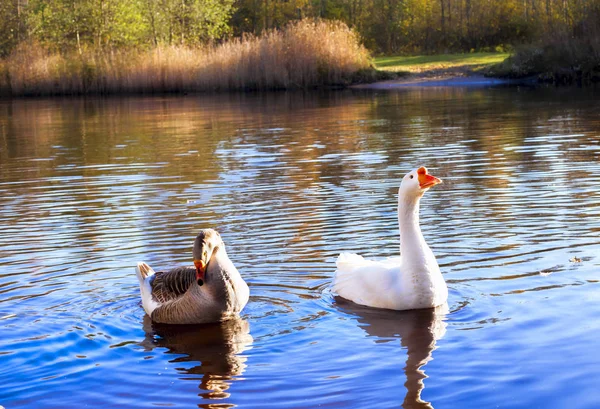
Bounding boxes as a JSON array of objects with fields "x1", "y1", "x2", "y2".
[{"x1": 410, "y1": 175, "x2": 414, "y2": 179}]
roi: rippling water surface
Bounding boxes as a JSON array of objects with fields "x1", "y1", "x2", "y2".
[{"x1": 1, "y1": 88, "x2": 599, "y2": 408}]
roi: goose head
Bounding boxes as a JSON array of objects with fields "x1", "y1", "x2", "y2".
[
  {"x1": 400, "y1": 166, "x2": 442, "y2": 199},
  {"x1": 192, "y1": 229, "x2": 224, "y2": 286}
]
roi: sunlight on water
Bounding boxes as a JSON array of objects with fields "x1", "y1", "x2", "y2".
[{"x1": 1, "y1": 89, "x2": 599, "y2": 408}]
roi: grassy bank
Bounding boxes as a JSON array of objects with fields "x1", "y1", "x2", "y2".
[
  {"x1": 375, "y1": 52, "x2": 510, "y2": 75},
  {"x1": 0, "y1": 20, "x2": 374, "y2": 96}
]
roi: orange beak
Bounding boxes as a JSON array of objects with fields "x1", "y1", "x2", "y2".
[
  {"x1": 417, "y1": 166, "x2": 442, "y2": 189},
  {"x1": 194, "y1": 259, "x2": 206, "y2": 286}
]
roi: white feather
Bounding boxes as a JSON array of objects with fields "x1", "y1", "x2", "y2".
[
  {"x1": 135, "y1": 262, "x2": 159, "y2": 316},
  {"x1": 333, "y1": 167, "x2": 448, "y2": 311}
]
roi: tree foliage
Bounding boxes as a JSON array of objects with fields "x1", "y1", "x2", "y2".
[
  {"x1": 232, "y1": 0, "x2": 600, "y2": 53},
  {"x1": 1, "y1": 0, "x2": 600, "y2": 56},
  {"x1": 143, "y1": 0, "x2": 235, "y2": 46},
  {"x1": 1, "y1": 0, "x2": 234, "y2": 55}
]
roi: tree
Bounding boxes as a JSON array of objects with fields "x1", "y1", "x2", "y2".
[
  {"x1": 149, "y1": 0, "x2": 235, "y2": 45},
  {"x1": 0, "y1": 0, "x2": 26, "y2": 56}
]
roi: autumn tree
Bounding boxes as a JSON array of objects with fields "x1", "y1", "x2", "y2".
[{"x1": 1, "y1": 0, "x2": 600, "y2": 56}]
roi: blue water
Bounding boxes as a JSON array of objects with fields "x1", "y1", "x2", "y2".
[{"x1": 1, "y1": 88, "x2": 599, "y2": 408}]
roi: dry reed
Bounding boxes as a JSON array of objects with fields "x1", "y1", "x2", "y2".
[{"x1": 0, "y1": 19, "x2": 372, "y2": 96}]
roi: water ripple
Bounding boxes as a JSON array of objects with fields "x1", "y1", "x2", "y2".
[{"x1": 1, "y1": 90, "x2": 600, "y2": 408}]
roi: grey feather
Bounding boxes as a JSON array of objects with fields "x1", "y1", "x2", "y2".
[
  {"x1": 136, "y1": 229, "x2": 250, "y2": 324},
  {"x1": 150, "y1": 267, "x2": 196, "y2": 304}
]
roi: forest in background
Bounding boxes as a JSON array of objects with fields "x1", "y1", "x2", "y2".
[
  {"x1": 1, "y1": 0, "x2": 599, "y2": 95},
  {"x1": 1, "y1": 0, "x2": 600, "y2": 56}
]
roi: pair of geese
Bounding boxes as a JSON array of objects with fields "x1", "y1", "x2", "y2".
[{"x1": 136, "y1": 167, "x2": 448, "y2": 324}]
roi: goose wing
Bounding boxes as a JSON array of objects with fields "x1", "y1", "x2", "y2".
[
  {"x1": 334, "y1": 253, "x2": 401, "y2": 309},
  {"x1": 150, "y1": 266, "x2": 196, "y2": 304}
]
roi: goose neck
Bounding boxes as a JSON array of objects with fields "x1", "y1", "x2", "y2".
[{"x1": 398, "y1": 195, "x2": 425, "y2": 254}]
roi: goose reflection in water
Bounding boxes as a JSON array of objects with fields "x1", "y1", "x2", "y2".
[
  {"x1": 335, "y1": 297, "x2": 448, "y2": 409},
  {"x1": 140, "y1": 316, "x2": 253, "y2": 402}
]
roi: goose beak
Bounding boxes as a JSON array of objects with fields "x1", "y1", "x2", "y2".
[
  {"x1": 194, "y1": 259, "x2": 206, "y2": 286},
  {"x1": 418, "y1": 166, "x2": 442, "y2": 189}
]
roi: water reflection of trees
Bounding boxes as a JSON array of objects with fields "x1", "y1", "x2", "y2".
[
  {"x1": 0, "y1": 89, "x2": 598, "y2": 265},
  {"x1": 336, "y1": 298, "x2": 448, "y2": 409},
  {"x1": 140, "y1": 317, "x2": 252, "y2": 404},
  {"x1": 2, "y1": 90, "x2": 598, "y2": 181}
]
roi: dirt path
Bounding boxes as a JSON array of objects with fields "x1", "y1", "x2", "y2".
[{"x1": 354, "y1": 65, "x2": 520, "y2": 89}]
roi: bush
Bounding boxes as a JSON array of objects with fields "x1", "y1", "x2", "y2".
[{"x1": 487, "y1": 12, "x2": 600, "y2": 84}]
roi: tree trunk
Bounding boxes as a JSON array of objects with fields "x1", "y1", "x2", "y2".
[
  {"x1": 17, "y1": 0, "x2": 21, "y2": 42},
  {"x1": 147, "y1": 0, "x2": 158, "y2": 46},
  {"x1": 459, "y1": 0, "x2": 463, "y2": 37},
  {"x1": 441, "y1": 0, "x2": 446, "y2": 44},
  {"x1": 98, "y1": 0, "x2": 105, "y2": 49},
  {"x1": 76, "y1": 29, "x2": 82, "y2": 55},
  {"x1": 264, "y1": 0, "x2": 269, "y2": 30},
  {"x1": 465, "y1": 0, "x2": 471, "y2": 45},
  {"x1": 72, "y1": 1, "x2": 83, "y2": 55},
  {"x1": 181, "y1": 0, "x2": 185, "y2": 45}
]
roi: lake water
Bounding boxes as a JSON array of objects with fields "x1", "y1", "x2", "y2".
[{"x1": 1, "y1": 87, "x2": 599, "y2": 409}]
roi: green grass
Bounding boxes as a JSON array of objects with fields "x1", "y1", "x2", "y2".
[{"x1": 374, "y1": 52, "x2": 510, "y2": 73}]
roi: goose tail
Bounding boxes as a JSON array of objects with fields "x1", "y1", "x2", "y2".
[
  {"x1": 333, "y1": 252, "x2": 364, "y2": 299},
  {"x1": 335, "y1": 252, "x2": 365, "y2": 271},
  {"x1": 135, "y1": 262, "x2": 156, "y2": 285},
  {"x1": 135, "y1": 262, "x2": 159, "y2": 316}
]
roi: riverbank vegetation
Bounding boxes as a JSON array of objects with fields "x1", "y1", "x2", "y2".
[
  {"x1": 232, "y1": 0, "x2": 600, "y2": 56},
  {"x1": 0, "y1": 20, "x2": 374, "y2": 96},
  {"x1": 1, "y1": 0, "x2": 600, "y2": 94},
  {"x1": 2, "y1": 0, "x2": 600, "y2": 56},
  {"x1": 487, "y1": 10, "x2": 600, "y2": 83}
]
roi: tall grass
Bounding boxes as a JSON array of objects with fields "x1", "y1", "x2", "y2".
[{"x1": 0, "y1": 19, "x2": 372, "y2": 96}]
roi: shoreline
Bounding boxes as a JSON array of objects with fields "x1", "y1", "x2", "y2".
[
  {"x1": 352, "y1": 74, "x2": 531, "y2": 89},
  {"x1": 353, "y1": 65, "x2": 538, "y2": 89}
]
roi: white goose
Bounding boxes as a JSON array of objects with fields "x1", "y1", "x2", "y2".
[
  {"x1": 135, "y1": 229, "x2": 249, "y2": 324},
  {"x1": 333, "y1": 166, "x2": 447, "y2": 310}
]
